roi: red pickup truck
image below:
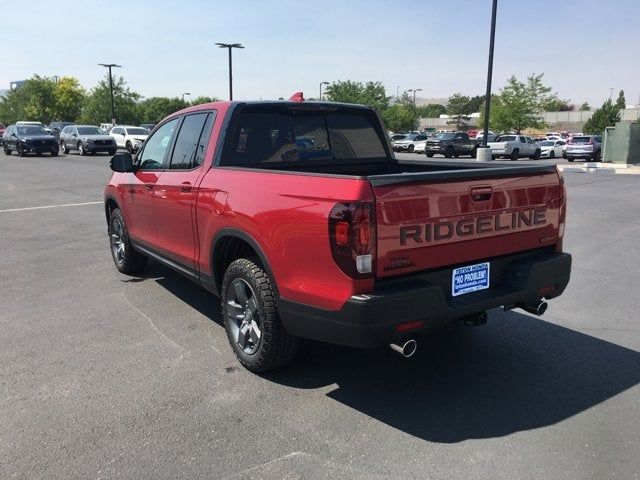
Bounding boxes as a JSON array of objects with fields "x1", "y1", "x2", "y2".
[{"x1": 105, "y1": 97, "x2": 571, "y2": 372}]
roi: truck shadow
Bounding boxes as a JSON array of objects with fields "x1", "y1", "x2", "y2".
[{"x1": 152, "y1": 262, "x2": 640, "y2": 443}]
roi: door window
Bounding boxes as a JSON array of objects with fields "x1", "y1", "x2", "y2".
[
  {"x1": 169, "y1": 113, "x2": 209, "y2": 170},
  {"x1": 520, "y1": 137, "x2": 527, "y2": 143},
  {"x1": 136, "y1": 118, "x2": 179, "y2": 170}
]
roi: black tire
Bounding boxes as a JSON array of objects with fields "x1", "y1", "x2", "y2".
[
  {"x1": 471, "y1": 147, "x2": 478, "y2": 158},
  {"x1": 593, "y1": 150, "x2": 601, "y2": 162},
  {"x1": 549, "y1": 150, "x2": 555, "y2": 159},
  {"x1": 60, "y1": 141, "x2": 68, "y2": 154},
  {"x1": 78, "y1": 142, "x2": 86, "y2": 156},
  {"x1": 50, "y1": 149, "x2": 58, "y2": 157},
  {"x1": 17, "y1": 144, "x2": 26, "y2": 157},
  {"x1": 221, "y1": 258, "x2": 299, "y2": 373},
  {"x1": 108, "y1": 208, "x2": 147, "y2": 274},
  {"x1": 126, "y1": 141, "x2": 134, "y2": 154},
  {"x1": 3, "y1": 145, "x2": 10, "y2": 155},
  {"x1": 426, "y1": 152, "x2": 434, "y2": 158},
  {"x1": 108, "y1": 149, "x2": 116, "y2": 156},
  {"x1": 510, "y1": 148, "x2": 519, "y2": 161},
  {"x1": 408, "y1": 144, "x2": 414, "y2": 153},
  {"x1": 36, "y1": 152, "x2": 42, "y2": 157},
  {"x1": 530, "y1": 149, "x2": 541, "y2": 160},
  {"x1": 567, "y1": 158, "x2": 574, "y2": 163},
  {"x1": 444, "y1": 146, "x2": 454, "y2": 158}
]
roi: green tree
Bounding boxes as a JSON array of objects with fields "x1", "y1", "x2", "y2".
[
  {"x1": 484, "y1": 74, "x2": 555, "y2": 133},
  {"x1": 579, "y1": 102, "x2": 591, "y2": 111},
  {"x1": 53, "y1": 77, "x2": 86, "y2": 121},
  {"x1": 543, "y1": 97, "x2": 574, "y2": 112},
  {"x1": 416, "y1": 103, "x2": 446, "y2": 118},
  {"x1": 324, "y1": 80, "x2": 389, "y2": 111},
  {"x1": 0, "y1": 75, "x2": 59, "y2": 124},
  {"x1": 381, "y1": 92, "x2": 417, "y2": 132},
  {"x1": 79, "y1": 75, "x2": 141, "y2": 125},
  {"x1": 446, "y1": 93, "x2": 471, "y2": 129},
  {"x1": 189, "y1": 96, "x2": 219, "y2": 106},
  {"x1": 139, "y1": 97, "x2": 188, "y2": 123},
  {"x1": 467, "y1": 95, "x2": 485, "y2": 113},
  {"x1": 582, "y1": 99, "x2": 620, "y2": 134},
  {"x1": 615, "y1": 90, "x2": 626, "y2": 110}
]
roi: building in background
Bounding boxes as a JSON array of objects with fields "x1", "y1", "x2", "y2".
[{"x1": 10, "y1": 80, "x2": 26, "y2": 90}]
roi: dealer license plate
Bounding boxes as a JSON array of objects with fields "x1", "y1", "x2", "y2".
[{"x1": 452, "y1": 262, "x2": 490, "y2": 297}]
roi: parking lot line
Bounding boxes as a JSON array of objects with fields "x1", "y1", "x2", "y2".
[{"x1": 0, "y1": 201, "x2": 103, "y2": 213}]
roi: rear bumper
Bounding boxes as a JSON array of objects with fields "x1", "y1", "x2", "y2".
[{"x1": 278, "y1": 249, "x2": 571, "y2": 348}]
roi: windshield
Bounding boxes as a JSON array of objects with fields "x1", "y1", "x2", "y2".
[
  {"x1": 17, "y1": 126, "x2": 47, "y2": 135},
  {"x1": 540, "y1": 141, "x2": 554, "y2": 146},
  {"x1": 437, "y1": 133, "x2": 456, "y2": 140},
  {"x1": 77, "y1": 127, "x2": 103, "y2": 135},
  {"x1": 126, "y1": 128, "x2": 148, "y2": 135},
  {"x1": 223, "y1": 106, "x2": 388, "y2": 168},
  {"x1": 496, "y1": 135, "x2": 517, "y2": 142}
]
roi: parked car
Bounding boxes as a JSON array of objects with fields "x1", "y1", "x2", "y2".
[
  {"x1": 425, "y1": 132, "x2": 477, "y2": 158},
  {"x1": 2, "y1": 124, "x2": 59, "y2": 156},
  {"x1": 487, "y1": 134, "x2": 541, "y2": 160},
  {"x1": 565, "y1": 135, "x2": 602, "y2": 162},
  {"x1": 538, "y1": 139, "x2": 566, "y2": 159},
  {"x1": 105, "y1": 98, "x2": 571, "y2": 372},
  {"x1": 0, "y1": 123, "x2": 5, "y2": 146},
  {"x1": 109, "y1": 126, "x2": 149, "y2": 153},
  {"x1": 139, "y1": 123, "x2": 156, "y2": 132},
  {"x1": 60, "y1": 125, "x2": 117, "y2": 156},
  {"x1": 48, "y1": 121, "x2": 75, "y2": 140},
  {"x1": 394, "y1": 134, "x2": 429, "y2": 153}
]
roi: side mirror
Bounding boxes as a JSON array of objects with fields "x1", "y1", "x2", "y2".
[{"x1": 110, "y1": 153, "x2": 135, "y2": 172}]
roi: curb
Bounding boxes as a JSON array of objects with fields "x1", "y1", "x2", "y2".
[{"x1": 557, "y1": 163, "x2": 640, "y2": 175}]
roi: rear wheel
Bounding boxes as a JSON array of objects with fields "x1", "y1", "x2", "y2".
[
  {"x1": 108, "y1": 208, "x2": 147, "y2": 274},
  {"x1": 426, "y1": 152, "x2": 434, "y2": 158},
  {"x1": 50, "y1": 149, "x2": 58, "y2": 157},
  {"x1": 530, "y1": 149, "x2": 541, "y2": 160},
  {"x1": 510, "y1": 148, "x2": 519, "y2": 161},
  {"x1": 444, "y1": 146, "x2": 454, "y2": 158},
  {"x1": 222, "y1": 258, "x2": 299, "y2": 372},
  {"x1": 567, "y1": 158, "x2": 574, "y2": 163},
  {"x1": 3, "y1": 145, "x2": 10, "y2": 155},
  {"x1": 593, "y1": 150, "x2": 601, "y2": 162}
]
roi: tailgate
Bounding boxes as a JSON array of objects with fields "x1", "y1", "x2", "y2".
[{"x1": 371, "y1": 169, "x2": 562, "y2": 279}]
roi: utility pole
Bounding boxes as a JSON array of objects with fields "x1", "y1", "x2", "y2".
[
  {"x1": 480, "y1": 0, "x2": 498, "y2": 154},
  {"x1": 98, "y1": 63, "x2": 122, "y2": 125}
]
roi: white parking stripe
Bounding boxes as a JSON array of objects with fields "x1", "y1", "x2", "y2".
[{"x1": 0, "y1": 201, "x2": 103, "y2": 213}]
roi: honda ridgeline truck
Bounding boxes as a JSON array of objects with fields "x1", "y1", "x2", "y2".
[{"x1": 105, "y1": 96, "x2": 572, "y2": 372}]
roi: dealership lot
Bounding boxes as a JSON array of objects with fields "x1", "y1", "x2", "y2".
[{"x1": 1, "y1": 151, "x2": 639, "y2": 479}]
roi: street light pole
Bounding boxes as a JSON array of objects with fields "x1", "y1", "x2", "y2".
[
  {"x1": 98, "y1": 63, "x2": 122, "y2": 125},
  {"x1": 481, "y1": 0, "x2": 498, "y2": 150},
  {"x1": 215, "y1": 43, "x2": 244, "y2": 101},
  {"x1": 182, "y1": 92, "x2": 191, "y2": 102},
  {"x1": 609, "y1": 88, "x2": 614, "y2": 101},
  {"x1": 319, "y1": 81, "x2": 329, "y2": 101},
  {"x1": 411, "y1": 88, "x2": 423, "y2": 103}
]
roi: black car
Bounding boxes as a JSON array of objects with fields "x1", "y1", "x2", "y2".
[
  {"x1": 59, "y1": 125, "x2": 117, "y2": 155},
  {"x1": 48, "y1": 121, "x2": 75, "y2": 141},
  {"x1": 2, "y1": 124, "x2": 59, "y2": 156}
]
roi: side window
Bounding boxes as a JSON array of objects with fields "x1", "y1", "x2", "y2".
[
  {"x1": 195, "y1": 112, "x2": 216, "y2": 167},
  {"x1": 136, "y1": 118, "x2": 179, "y2": 170},
  {"x1": 169, "y1": 113, "x2": 209, "y2": 170},
  {"x1": 520, "y1": 137, "x2": 527, "y2": 143},
  {"x1": 111, "y1": 127, "x2": 120, "y2": 135}
]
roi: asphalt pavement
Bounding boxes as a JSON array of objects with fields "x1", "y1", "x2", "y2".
[{"x1": 1, "y1": 149, "x2": 639, "y2": 479}]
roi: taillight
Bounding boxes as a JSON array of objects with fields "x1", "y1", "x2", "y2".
[{"x1": 329, "y1": 202, "x2": 376, "y2": 278}]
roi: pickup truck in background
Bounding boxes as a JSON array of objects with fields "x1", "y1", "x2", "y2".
[
  {"x1": 425, "y1": 132, "x2": 478, "y2": 158},
  {"x1": 105, "y1": 97, "x2": 572, "y2": 372},
  {"x1": 487, "y1": 134, "x2": 542, "y2": 161}
]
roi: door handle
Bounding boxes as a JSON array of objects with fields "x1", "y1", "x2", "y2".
[
  {"x1": 470, "y1": 186, "x2": 492, "y2": 202},
  {"x1": 144, "y1": 183, "x2": 154, "y2": 191},
  {"x1": 180, "y1": 182, "x2": 192, "y2": 192}
]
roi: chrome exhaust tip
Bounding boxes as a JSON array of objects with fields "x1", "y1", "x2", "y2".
[
  {"x1": 390, "y1": 339, "x2": 418, "y2": 358},
  {"x1": 522, "y1": 300, "x2": 548, "y2": 316}
]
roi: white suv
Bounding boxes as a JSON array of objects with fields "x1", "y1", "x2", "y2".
[{"x1": 109, "y1": 125, "x2": 149, "y2": 153}]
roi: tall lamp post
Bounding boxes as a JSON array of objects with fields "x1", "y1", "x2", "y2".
[
  {"x1": 480, "y1": 0, "x2": 498, "y2": 157},
  {"x1": 98, "y1": 63, "x2": 121, "y2": 125},
  {"x1": 215, "y1": 43, "x2": 244, "y2": 101},
  {"x1": 319, "y1": 81, "x2": 329, "y2": 101},
  {"x1": 182, "y1": 92, "x2": 191, "y2": 102},
  {"x1": 408, "y1": 88, "x2": 423, "y2": 103}
]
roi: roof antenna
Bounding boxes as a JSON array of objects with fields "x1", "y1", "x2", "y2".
[{"x1": 288, "y1": 92, "x2": 305, "y2": 103}]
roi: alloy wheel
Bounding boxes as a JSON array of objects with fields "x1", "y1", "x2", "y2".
[{"x1": 226, "y1": 279, "x2": 263, "y2": 355}]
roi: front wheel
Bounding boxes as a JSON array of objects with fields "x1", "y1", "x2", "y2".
[
  {"x1": 407, "y1": 144, "x2": 414, "y2": 153},
  {"x1": 549, "y1": 150, "x2": 555, "y2": 159},
  {"x1": 17, "y1": 144, "x2": 26, "y2": 157},
  {"x1": 78, "y1": 142, "x2": 86, "y2": 156},
  {"x1": 426, "y1": 152, "x2": 434, "y2": 158},
  {"x1": 510, "y1": 149, "x2": 519, "y2": 161},
  {"x1": 444, "y1": 146, "x2": 454, "y2": 158},
  {"x1": 108, "y1": 208, "x2": 147, "y2": 274},
  {"x1": 2, "y1": 145, "x2": 10, "y2": 155},
  {"x1": 222, "y1": 258, "x2": 299, "y2": 373},
  {"x1": 530, "y1": 149, "x2": 541, "y2": 160},
  {"x1": 50, "y1": 149, "x2": 59, "y2": 157}
]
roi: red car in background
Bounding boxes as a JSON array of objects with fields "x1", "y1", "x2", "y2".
[{"x1": 0, "y1": 124, "x2": 6, "y2": 145}]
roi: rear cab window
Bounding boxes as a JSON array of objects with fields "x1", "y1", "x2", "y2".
[{"x1": 220, "y1": 104, "x2": 389, "y2": 169}]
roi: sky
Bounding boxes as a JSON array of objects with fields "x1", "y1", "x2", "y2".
[{"x1": 1, "y1": 0, "x2": 639, "y2": 107}]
